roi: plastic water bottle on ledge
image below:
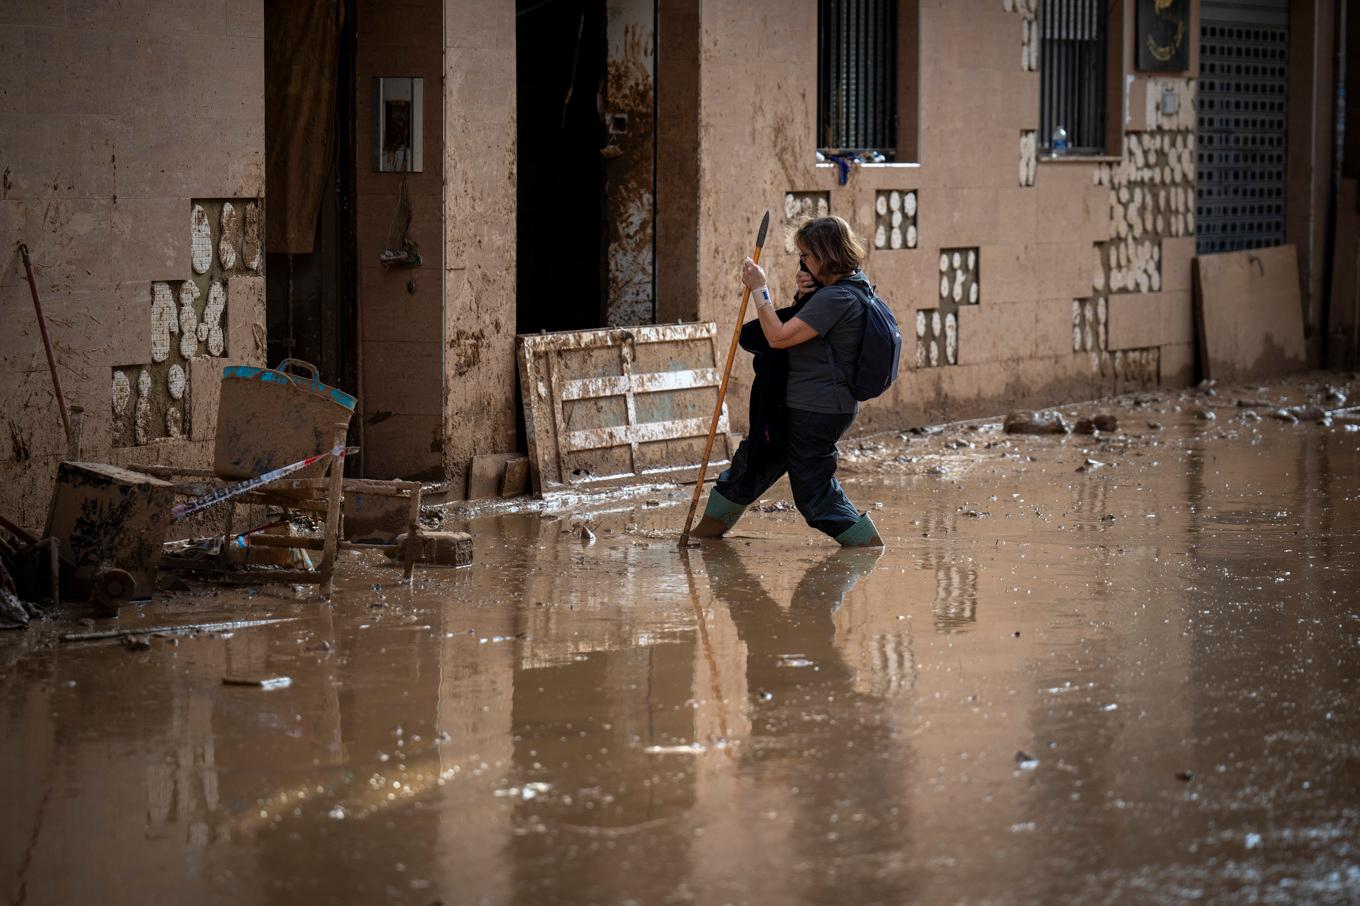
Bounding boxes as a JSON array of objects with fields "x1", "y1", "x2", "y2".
[{"x1": 1052, "y1": 125, "x2": 1069, "y2": 157}]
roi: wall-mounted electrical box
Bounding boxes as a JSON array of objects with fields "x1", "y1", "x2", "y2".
[
  {"x1": 1160, "y1": 86, "x2": 1179, "y2": 116},
  {"x1": 373, "y1": 77, "x2": 423, "y2": 172}
]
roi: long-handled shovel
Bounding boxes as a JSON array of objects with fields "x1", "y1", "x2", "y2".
[
  {"x1": 17, "y1": 243, "x2": 74, "y2": 455},
  {"x1": 679, "y1": 211, "x2": 769, "y2": 545}
]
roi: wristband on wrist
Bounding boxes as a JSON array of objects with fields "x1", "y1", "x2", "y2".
[{"x1": 754, "y1": 286, "x2": 772, "y2": 306}]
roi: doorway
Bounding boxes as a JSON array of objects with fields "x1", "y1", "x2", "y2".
[
  {"x1": 263, "y1": 0, "x2": 359, "y2": 393},
  {"x1": 516, "y1": 0, "x2": 608, "y2": 335},
  {"x1": 515, "y1": 0, "x2": 658, "y2": 335}
]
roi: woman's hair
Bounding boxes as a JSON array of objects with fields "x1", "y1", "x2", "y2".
[{"x1": 795, "y1": 216, "x2": 866, "y2": 277}]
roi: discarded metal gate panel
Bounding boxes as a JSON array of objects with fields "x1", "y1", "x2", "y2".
[{"x1": 517, "y1": 323, "x2": 731, "y2": 494}]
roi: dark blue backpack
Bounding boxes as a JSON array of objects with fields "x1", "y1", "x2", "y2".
[{"x1": 830, "y1": 281, "x2": 902, "y2": 402}]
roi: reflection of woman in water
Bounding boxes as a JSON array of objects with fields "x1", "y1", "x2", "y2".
[{"x1": 700, "y1": 547, "x2": 911, "y2": 903}]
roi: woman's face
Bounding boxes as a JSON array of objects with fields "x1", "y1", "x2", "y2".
[{"x1": 797, "y1": 245, "x2": 825, "y2": 283}]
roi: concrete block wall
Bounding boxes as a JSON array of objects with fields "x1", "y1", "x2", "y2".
[
  {"x1": 0, "y1": 1, "x2": 266, "y2": 530},
  {"x1": 355, "y1": 0, "x2": 446, "y2": 481},
  {"x1": 694, "y1": 0, "x2": 1202, "y2": 434}
]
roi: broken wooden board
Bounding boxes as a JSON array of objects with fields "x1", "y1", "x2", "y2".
[
  {"x1": 465, "y1": 453, "x2": 529, "y2": 500},
  {"x1": 1193, "y1": 244, "x2": 1307, "y2": 382},
  {"x1": 517, "y1": 323, "x2": 732, "y2": 495},
  {"x1": 500, "y1": 455, "x2": 529, "y2": 497},
  {"x1": 344, "y1": 492, "x2": 410, "y2": 543},
  {"x1": 468, "y1": 453, "x2": 519, "y2": 500}
]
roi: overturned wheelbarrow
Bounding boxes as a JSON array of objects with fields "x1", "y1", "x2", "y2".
[
  {"x1": 45, "y1": 463, "x2": 174, "y2": 617},
  {"x1": 2, "y1": 519, "x2": 139, "y2": 619}
]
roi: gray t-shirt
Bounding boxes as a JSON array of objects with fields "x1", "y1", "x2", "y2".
[{"x1": 785, "y1": 272, "x2": 870, "y2": 414}]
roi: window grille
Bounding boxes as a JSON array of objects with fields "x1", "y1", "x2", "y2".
[
  {"x1": 1038, "y1": 0, "x2": 1109, "y2": 155},
  {"x1": 817, "y1": 0, "x2": 898, "y2": 157}
]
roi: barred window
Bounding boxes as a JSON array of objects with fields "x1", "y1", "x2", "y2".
[
  {"x1": 1039, "y1": 0, "x2": 1110, "y2": 155},
  {"x1": 818, "y1": 0, "x2": 899, "y2": 159}
]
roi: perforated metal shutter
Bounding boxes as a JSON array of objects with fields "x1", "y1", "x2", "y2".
[{"x1": 1196, "y1": 0, "x2": 1289, "y2": 254}]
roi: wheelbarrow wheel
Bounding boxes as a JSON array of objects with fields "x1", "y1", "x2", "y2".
[{"x1": 91, "y1": 568, "x2": 135, "y2": 618}]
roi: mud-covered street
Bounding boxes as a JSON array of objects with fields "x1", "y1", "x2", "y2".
[{"x1": 3, "y1": 374, "x2": 1358, "y2": 905}]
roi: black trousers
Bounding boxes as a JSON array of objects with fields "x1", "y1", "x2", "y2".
[{"x1": 716, "y1": 406, "x2": 862, "y2": 539}]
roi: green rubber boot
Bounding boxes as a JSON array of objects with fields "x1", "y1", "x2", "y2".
[
  {"x1": 690, "y1": 488, "x2": 747, "y2": 538},
  {"x1": 835, "y1": 512, "x2": 884, "y2": 548}
]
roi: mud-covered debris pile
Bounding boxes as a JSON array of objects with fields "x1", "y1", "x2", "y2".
[
  {"x1": 838, "y1": 372, "x2": 1358, "y2": 480},
  {"x1": 1003, "y1": 411, "x2": 1069, "y2": 435}
]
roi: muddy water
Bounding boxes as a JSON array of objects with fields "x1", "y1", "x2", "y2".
[{"x1": 2, "y1": 379, "x2": 1359, "y2": 905}]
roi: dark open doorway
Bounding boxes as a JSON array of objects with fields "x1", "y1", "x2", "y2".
[
  {"x1": 516, "y1": 0, "x2": 659, "y2": 335},
  {"x1": 516, "y1": 0, "x2": 608, "y2": 335},
  {"x1": 263, "y1": 0, "x2": 359, "y2": 394}
]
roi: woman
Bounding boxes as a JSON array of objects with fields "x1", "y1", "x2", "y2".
[{"x1": 692, "y1": 215, "x2": 884, "y2": 547}]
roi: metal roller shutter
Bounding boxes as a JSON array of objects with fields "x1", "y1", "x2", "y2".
[{"x1": 1196, "y1": 0, "x2": 1289, "y2": 254}]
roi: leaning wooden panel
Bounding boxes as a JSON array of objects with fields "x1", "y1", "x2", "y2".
[
  {"x1": 517, "y1": 323, "x2": 733, "y2": 495},
  {"x1": 1192, "y1": 245, "x2": 1307, "y2": 382}
]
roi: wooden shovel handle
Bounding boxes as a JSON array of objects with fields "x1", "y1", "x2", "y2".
[{"x1": 680, "y1": 245, "x2": 764, "y2": 543}]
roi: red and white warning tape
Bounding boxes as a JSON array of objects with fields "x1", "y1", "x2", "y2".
[{"x1": 170, "y1": 446, "x2": 346, "y2": 521}]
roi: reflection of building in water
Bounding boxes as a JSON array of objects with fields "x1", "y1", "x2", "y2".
[
  {"x1": 516, "y1": 521, "x2": 707, "y2": 669},
  {"x1": 830, "y1": 562, "x2": 917, "y2": 697},
  {"x1": 689, "y1": 573, "x2": 752, "y2": 746},
  {"x1": 918, "y1": 503, "x2": 958, "y2": 538},
  {"x1": 861, "y1": 631, "x2": 915, "y2": 696},
  {"x1": 506, "y1": 636, "x2": 702, "y2": 901},
  {"x1": 915, "y1": 549, "x2": 980, "y2": 633},
  {"x1": 1069, "y1": 472, "x2": 1111, "y2": 530},
  {"x1": 0, "y1": 634, "x2": 267, "y2": 903},
  {"x1": 433, "y1": 638, "x2": 515, "y2": 903},
  {"x1": 489, "y1": 521, "x2": 708, "y2": 902},
  {"x1": 1005, "y1": 456, "x2": 1200, "y2": 900},
  {"x1": 932, "y1": 563, "x2": 979, "y2": 633}
]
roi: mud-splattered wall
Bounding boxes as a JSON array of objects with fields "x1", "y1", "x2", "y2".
[
  {"x1": 603, "y1": 0, "x2": 657, "y2": 327},
  {"x1": 693, "y1": 0, "x2": 1203, "y2": 434},
  {"x1": 0, "y1": 2, "x2": 266, "y2": 530},
  {"x1": 1085, "y1": 76, "x2": 1199, "y2": 393},
  {"x1": 114, "y1": 199, "x2": 265, "y2": 448},
  {"x1": 441, "y1": 0, "x2": 519, "y2": 494},
  {"x1": 354, "y1": 0, "x2": 445, "y2": 481},
  {"x1": 655, "y1": 0, "x2": 702, "y2": 326}
]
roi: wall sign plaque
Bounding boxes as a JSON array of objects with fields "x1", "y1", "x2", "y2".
[{"x1": 1137, "y1": 0, "x2": 1190, "y2": 72}]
